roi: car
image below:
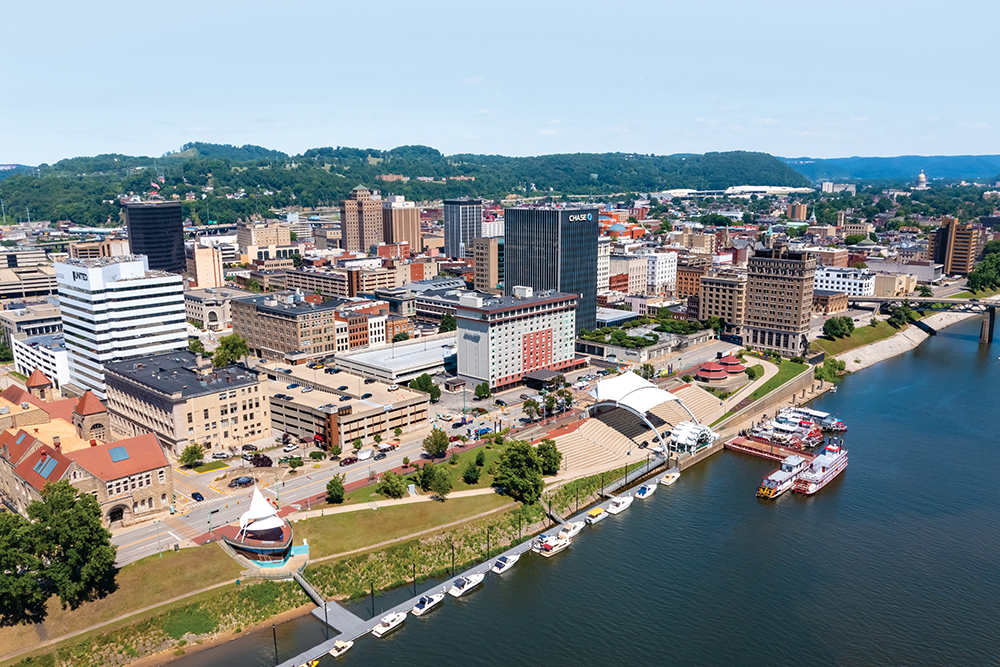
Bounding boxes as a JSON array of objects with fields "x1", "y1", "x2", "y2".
[
  {"x1": 301, "y1": 386, "x2": 314, "y2": 393},
  {"x1": 472, "y1": 395, "x2": 483, "y2": 401},
  {"x1": 374, "y1": 452, "x2": 387, "y2": 461},
  {"x1": 364, "y1": 377, "x2": 377, "y2": 384},
  {"x1": 314, "y1": 364, "x2": 324, "y2": 370},
  {"x1": 494, "y1": 399, "x2": 507, "y2": 407},
  {"x1": 339, "y1": 457, "x2": 358, "y2": 467},
  {"x1": 388, "y1": 384, "x2": 400, "y2": 391},
  {"x1": 241, "y1": 444, "x2": 258, "y2": 451},
  {"x1": 452, "y1": 422, "x2": 465, "y2": 429},
  {"x1": 449, "y1": 435, "x2": 461, "y2": 442},
  {"x1": 361, "y1": 393, "x2": 373, "y2": 399},
  {"x1": 282, "y1": 443, "x2": 299, "y2": 453},
  {"x1": 287, "y1": 383, "x2": 299, "y2": 389},
  {"x1": 337, "y1": 385, "x2": 349, "y2": 391},
  {"x1": 330, "y1": 368, "x2": 342, "y2": 374},
  {"x1": 324, "y1": 368, "x2": 336, "y2": 374},
  {"x1": 211, "y1": 452, "x2": 228, "y2": 460},
  {"x1": 339, "y1": 395, "x2": 351, "y2": 402},
  {"x1": 520, "y1": 394, "x2": 530, "y2": 400},
  {"x1": 191, "y1": 492, "x2": 205, "y2": 502}
]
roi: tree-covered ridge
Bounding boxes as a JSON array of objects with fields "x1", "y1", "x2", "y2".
[
  {"x1": 0, "y1": 143, "x2": 809, "y2": 226},
  {"x1": 783, "y1": 154, "x2": 1000, "y2": 182}
]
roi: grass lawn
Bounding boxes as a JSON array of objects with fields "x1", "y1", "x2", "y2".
[
  {"x1": 744, "y1": 361, "x2": 808, "y2": 402},
  {"x1": 193, "y1": 460, "x2": 229, "y2": 474},
  {"x1": 295, "y1": 493, "x2": 510, "y2": 559},
  {"x1": 942, "y1": 286, "x2": 1000, "y2": 300},
  {"x1": 9, "y1": 370, "x2": 27, "y2": 382},
  {"x1": 810, "y1": 321, "x2": 901, "y2": 356},
  {"x1": 0, "y1": 544, "x2": 241, "y2": 657}
]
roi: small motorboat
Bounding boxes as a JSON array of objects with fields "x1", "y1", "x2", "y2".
[
  {"x1": 411, "y1": 593, "x2": 445, "y2": 616},
  {"x1": 448, "y1": 572, "x2": 485, "y2": 597},
  {"x1": 531, "y1": 533, "x2": 571, "y2": 557},
  {"x1": 659, "y1": 468, "x2": 680, "y2": 486},
  {"x1": 585, "y1": 507, "x2": 607, "y2": 525},
  {"x1": 635, "y1": 483, "x2": 656, "y2": 499},
  {"x1": 491, "y1": 554, "x2": 520, "y2": 574},
  {"x1": 607, "y1": 495, "x2": 634, "y2": 515},
  {"x1": 557, "y1": 521, "x2": 584, "y2": 540},
  {"x1": 328, "y1": 640, "x2": 354, "y2": 658},
  {"x1": 371, "y1": 611, "x2": 406, "y2": 637}
]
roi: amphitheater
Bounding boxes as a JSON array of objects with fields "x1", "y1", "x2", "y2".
[{"x1": 544, "y1": 372, "x2": 724, "y2": 474}]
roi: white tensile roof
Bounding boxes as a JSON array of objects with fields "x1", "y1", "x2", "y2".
[
  {"x1": 589, "y1": 371, "x2": 681, "y2": 415},
  {"x1": 240, "y1": 486, "x2": 279, "y2": 529}
]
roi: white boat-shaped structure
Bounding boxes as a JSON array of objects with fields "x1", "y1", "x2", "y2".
[
  {"x1": 218, "y1": 486, "x2": 293, "y2": 564},
  {"x1": 794, "y1": 443, "x2": 848, "y2": 494},
  {"x1": 371, "y1": 611, "x2": 406, "y2": 637},
  {"x1": 607, "y1": 495, "x2": 634, "y2": 515},
  {"x1": 491, "y1": 554, "x2": 520, "y2": 574},
  {"x1": 756, "y1": 454, "x2": 810, "y2": 499},
  {"x1": 448, "y1": 572, "x2": 485, "y2": 597},
  {"x1": 557, "y1": 521, "x2": 584, "y2": 539},
  {"x1": 411, "y1": 593, "x2": 445, "y2": 616},
  {"x1": 635, "y1": 483, "x2": 656, "y2": 499},
  {"x1": 328, "y1": 640, "x2": 353, "y2": 657}
]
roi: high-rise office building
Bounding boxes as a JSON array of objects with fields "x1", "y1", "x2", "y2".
[
  {"x1": 443, "y1": 198, "x2": 483, "y2": 258},
  {"x1": 382, "y1": 195, "x2": 422, "y2": 250},
  {"x1": 745, "y1": 246, "x2": 816, "y2": 357},
  {"x1": 504, "y1": 206, "x2": 598, "y2": 332},
  {"x1": 472, "y1": 237, "x2": 504, "y2": 294},
  {"x1": 929, "y1": 216, "x2": 987, "y2": 275},
  {"x1": 186, "y1": 244, "x2": 224, "y2": 289},
  {"x1": 124, "y1": 202, "x2": 185, "y2": 273},
  {"x1": 340, "y1": 187, "x2": 383, "y2": 253},
  {"x1": 236, "y1": 221, "x2": 291, "y2": 250},
  {"x1": 55, "y1": 256, "x2": 186, "y2": 398}
]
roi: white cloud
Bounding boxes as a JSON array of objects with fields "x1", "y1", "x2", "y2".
[{"x1": 539, "y1": 129, "x2": 558, "y2": 136}]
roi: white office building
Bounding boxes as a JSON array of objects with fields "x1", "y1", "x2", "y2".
[
  {"x1": 641, "y1": 250, "x2": 678, "y2": 295},
  {"x1": 11, "y1": 333, "x2": 71, "y2": 390},
  {"x1": 597, "y1": 236, "x2": 611, "y2": 293},
  {"x1": 55, "y1": 256, "x2": 186, "y2": 398},
  {"x1": 814, "y1": 266, "x2": 875, "y2": 296}
]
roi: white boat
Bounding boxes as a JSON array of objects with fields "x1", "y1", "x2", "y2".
[
  {"x1": 659, "y1": 468, "x2": 680, "y2": 486},
  {"x1": 606, "y1": 495, "x2": 634, "y2": 515},
  {"x1": 328, "y1": 640, "x2": 354, "y2": 658},
  {"x1": 371, "y1": 611, "x2": 406, "y2": 637},
  {"x1": 585, "y1": 507, "x2": 607, "y2": 525},
  {"x1": 794, "y1": 443, "x2": 848, "y2": 495},
  {"x1": 756, "y1": 454, "x2": 810, "y2": 499},
  {"x1": 411, "y1": 593, "x2": 444, "y2": 616},
  {"x1": 491, "y1": 554, "x2": 520, "y2": 574},
  {"x1": 448, "y1": 572, "x2": 485, "y2": 597},
  {"x1": 557, "y1": 521, "x2": 584, "y2": 539},
  {"x1": 531, "y1": 533, "x2": 572, "y2": 557},
  {"x1": 635, "y1": 483, "x2": 656, "y2": 499}
]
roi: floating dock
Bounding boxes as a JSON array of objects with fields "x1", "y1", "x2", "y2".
[{"x1": 724, "y1": 436, "x2": 816, "y2": 463}]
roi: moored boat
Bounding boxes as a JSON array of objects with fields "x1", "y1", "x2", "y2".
[
  {"x1": 328, "y1": 640, "x2": 353, "y2": 658},
  {"x1": 448, "y1": 572, "x2": 485, "y2": 597},
  {"x1": 585, "y1": 508, "x2": 607, "y2": 525},
  {"x1": 411, "y1": 593, "x2": 445, "y2": 616},
  {"x1": 491, "y1": 554, "x2": 520, "y2": 574},
  {"x1": 371, "y1": 612, "x2": 406, "y2": 637},
  {"x1": 557, "y1": 521, "x2": 584, "y2": 539},
  {"x1": 531, "y1": 533, "x2": 572, "y2": 557},
  {"x1": 607, "y1": 495, "x2": 634, "y2": 515},
  {"x1": 635, "y1": 483, "x2": 656, "y2": 499},
  {"x1": 659, "y1": 468, "x2": 680, "y2": 486},
  {"x1": 793, "y1": 443, "x2": 848, "y2": 494},
  {"x1": 756, "y1": 454, "x2": 810, "y2": 499}
]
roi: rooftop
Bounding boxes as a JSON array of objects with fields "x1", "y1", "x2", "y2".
[
  {"x1": 66, "y1": 433, "x2": 168, "y2": 481},
  {"x1": 235, "y1": 292, "x2": 353, "y2": 317},
  {"x1": 105, "y1": 351, "x2": 263, "y2": 399},
  {"x1": 184, "y1": 287, "x2": 256, "y2": 302},
  {"x1": 333, "y1": 335, "x2": 457, "y2": 374},
  {"x1": 19, "y1": 334, "x2": 66, "y2": 354}
]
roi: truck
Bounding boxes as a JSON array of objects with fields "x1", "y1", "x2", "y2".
[{"x1": 470, "y1": 427, "x2": 492, "y2": 439}]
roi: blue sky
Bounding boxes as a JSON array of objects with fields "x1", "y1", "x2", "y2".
[{"x1": 3, "y1": 0, "x2": 997, "y2": 165}]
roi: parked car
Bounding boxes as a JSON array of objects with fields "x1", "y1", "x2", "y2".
[
  {"x1": 452, "y1": 422, "x2": 465, "y2": 429},
  {"x1": 449, "y1": 435, "x2": 462, "y2": 442},
  {"x1": 330, "y1": 368, "x2": 342, "y2": 374},
  {"x1": 287, "y1": 383, "x2": 299, "y2": 389},
  {"x1": 361, "y1": 393, "x2": 373, "y2": 399},
  {"x1": 520, "y1": 394, "x2": 530, "y2": 400},
  {"x1": 388, "y1": 384, "x2": 400, "y2": 391},
  {"x1": 364, "y1": 378, "x2": 376, "y2": 384},
  {"x1": 374, "y1": 452, "x2": 387, "y2": 461},
  {"x1": 337, "y1": 385, "x2": 349, "y2": 391},
  {"x1": 282, "y1": 443, "x2": 299, "y2": 453},
  {"x1": 314, "y1": 364, "x2": 324, "y2": 370},
  {"x1": 301, "y1": 386, "x2": 314, "y2": 393},
  {"x1": 241, "y1": 444, "x2": 258, "y2": 451},
  {"x1": 339, "y1": 395, "x2": 351, "y2": 402},
  {"x1": 339, "y1": 457, "x2": 358, "y2": 467},
  {"x1": 191, "y1": 492, "x2": 205, "y2": 502},
  {"x1": 494, "y1": 399, "x2": 507, "y2": 407},
  {"x1": 211, "y1": 452, "x2": 228, "y2": 460}
]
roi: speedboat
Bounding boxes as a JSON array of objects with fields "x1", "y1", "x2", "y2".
[
  {"x1": 531, "y1": 533, "x2": 571, "y2": 557},
  {"x1": 585, "y1": 507, "x2": 607, "y2": 525},
  {"x1": 491, "y1": 554, "x2": 520, "y2": 574},
  {"x1": 328, "y1": 640, "x2": 353, "y2": 658},
  {"x1": 659, "y1": 468, "x2": 680, "y2": 486},
  {"x1": 411, "y1": 593, "x2": 445, "y2": 616},
  {"x1": 448, "y1": 572, "x2": 485, "y2": 597},
  {"x1": 557, "y1": 521, "x2": 584, "y2": 539},
  {"x1": 607, "y1": 495, "x2": 634, "y2": 515},
  {"x1": 371, "y1": 611, "x2": 406, "y2": 637},
  {"x1": 635, "y1": 483, "x2": 656, "y2": 499}
]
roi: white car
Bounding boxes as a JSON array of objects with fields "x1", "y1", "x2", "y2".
[
  {"x1": 301, "y1": 386, "x2": 314, "y2": 393},
  {"x1": 388, "y1": 384, "x2": 400, "y2": 392},
  {"x1": 282, "y1": 443, "x2": 299, "y2": 453}
]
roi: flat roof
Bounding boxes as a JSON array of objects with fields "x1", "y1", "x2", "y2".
[
  {"x1": 265, "y1": 373, "x2": 421, "y2": 415},
  {"x1": 336, "y1": 336, "x2": 457, "y2": 373},
  {"x1": 235, "y1": 293, "x2": 353, "y2": 317},
  {"x1": 184, "y1": 287, "x2": 256, "y2": 301},
  {"x1": 105, "y1": 350, "x2": 262, "y2": 399},
  {"x1": 596, "y1": 307, "x2": 640, "y2": 324},
  {"x1": 19, "y1": 333, "x2": 65, "y2": 352}
]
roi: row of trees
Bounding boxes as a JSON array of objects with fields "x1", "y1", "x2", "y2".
[
  {"x1": 822, "y1": 316, "x2": 856, "y2": 339},
  {"x1": 966, "y1": 241, "x2": 1000, "y2": 293},
  {"x1": 522, "y1": 388, "x2": 573, "y2": 422}
]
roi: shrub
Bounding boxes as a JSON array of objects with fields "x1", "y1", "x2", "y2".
[
  {"x1": 326, "y1": 474, "x2": 346, "y2": 504},
  {"x1": 682, "y1": 375, "x2": 693, "y2": 383},
  {"x1": 462, "y1": 460, "x2": 481, "y2": 485},
  {"x1": 309, "y1": 451, "x2": 324, "y2": 460},
  {"x1": 378, "y1": 471, "x2": 407, "y2": 499},
  {"x1": 402, "y1": 456, "x2": 410, "y2": 468},
  {"x1": 475, "y1": 450, "x2": 486, "y2": 467},
  {"x1": 449, "y1": 453, "x2": 460, "y2": 466}
]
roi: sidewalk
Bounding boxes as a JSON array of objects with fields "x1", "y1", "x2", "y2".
[
  {"x1": 722, "y1": 358, "x2": 779, "y2": 411},
  {"x1": 286, "y1": 487, "x2": 501, "y2": 521}
]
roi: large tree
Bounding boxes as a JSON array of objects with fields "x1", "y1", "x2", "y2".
[
  {"x1": 212, "y1": 333, "x2": 251, "y2": 368},
  {"x1": 409, "y1": 373, "x2": 441, "y2": 401},
  {"x1": 178, "y1": 443, "x2": 204, "y2": 468},
  {"x1": 0, "y1": 512, "x2": 46, "y2": 626},
  {"x1": 438, "y1": 313, "x2": 457, "y2": 332},
  {"x1": 422, "y1": 428, "x2": 449, "y2": 459},
  {"x1": 536, "y1": 439, "x2": 563, "y2": 476},
  {"x1": 494, "y1": 440, "x2": 544, "y2": 505},
  {"x1": 378, "y1": 471, "x2": 407, "y2": 499},
  {"x1": 426, "y1": 464, "x2": 453, "y2": 499},
  {"x1": 326, "y1": 474, "x2": 346, "y2": 504}
]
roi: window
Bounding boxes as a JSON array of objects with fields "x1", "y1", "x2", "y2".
[
  {"x1": 187, "y1": 413, "x2": 193, "y2": 424},
  {"x1": 203, "y1": 409, "x2": 209, "y2": 420},
  {"x1": 158, "y1": 469, "x2": 165, "y2": 484}
]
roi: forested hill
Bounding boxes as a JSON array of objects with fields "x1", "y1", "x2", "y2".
[
  {"x1": 783, "y1": 154, "x2": 1000, "y2": 182},
  {"x1": 0, "y1": 144, "x2": 808, "y2": 226}
]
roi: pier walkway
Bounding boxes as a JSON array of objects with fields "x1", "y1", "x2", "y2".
[{"x1": 277, "y1": 454, "x2": 668, "y2": 667}]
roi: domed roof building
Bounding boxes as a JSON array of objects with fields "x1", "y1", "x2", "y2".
[{"x1": 915, "y1": 170, "x2": 929, "y2": 190}]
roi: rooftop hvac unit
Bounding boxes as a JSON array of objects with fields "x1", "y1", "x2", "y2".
[
  {"x1": 20, "y1": 402, "x2": 29, "y2": 410},
  {"x1": 0, "y1": 406, "x2": 9, "y2": 414}
]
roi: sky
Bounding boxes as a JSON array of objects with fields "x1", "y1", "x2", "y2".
[{"x1": 3, "y1": 0, "x2": 998, "y2": 165}]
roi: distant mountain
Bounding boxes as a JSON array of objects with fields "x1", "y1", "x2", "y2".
[
  {"x1": 0, "y1": 164, "x2": 35, "y2": 181},
  {"x1": 782, "y1": 155, "x2": 1000, "y2": 183},
  {"x1": 165, "y1": 142, "x2": 288, "y2": 162}
]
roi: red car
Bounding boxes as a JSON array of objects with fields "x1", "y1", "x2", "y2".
[
  {"x1": 339, "y1": 457, "x2": 358, "y2": 467},
  {"x1": 449, "y1": 435, "x2": 462, "y2": 442}
]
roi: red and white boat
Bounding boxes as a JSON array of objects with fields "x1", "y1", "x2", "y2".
[
  {"x1": 756, "y1": 454, "x2": 811, "y2": 499},
  {"x1": 793, "y1": 443, "x2": 848, "y2": 494}
]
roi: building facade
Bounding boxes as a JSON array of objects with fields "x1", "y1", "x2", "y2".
[
  {"x1": 124, "y1": 202, "x2": 185, "y2": 273},
  {"x1": 929, "y1": 216, "x2": 987, "y2": 275},
  {"x1": 382, "y1": 195, "x2": 422, "y2": 250},
  {"x1": 236, "y1": 222, "x2": 291, "y2": 249},
  {"x1": 597, "y1": 236, "x2": 611, "y2": 293},
  {"x1": 472, "y1": 237, "x2": 504, "y2": 294},
  {"x1": 340, "y1": 187, "x2": 383, "y2": 253},
  {"x1": 184, "y1": 287, "x2": 256, "y2": 331},
  {"x1": 443, "y1": 198, "x2": 483, "y2": 259},
  {"x1": 185, "y1": 245, "x2": 224, "y2": 289},
  {"x1": 12, "y1": 333, "x2": 70, "y2": 391},
  {"x1": 745, "y1": 247, "x2": 816, "y2": 357},
  {"x1": 698, "y1": 271, "x2": 747, "y2": 332},
  {"x1": 0, "y1": 300, "x2": 62, "y2": 345},
  {"x1": 814, "y1": 266, "x2": 875, "y2": 296},
  {"x1": 643, "y1": 250, "x2": 678, "y2": 295},
  {"x1": 676, "y1": 258, "x2": 711, "y2": 299},
  {"x1": 55, "y1": 256, "x2": 186, "y2": 398},
  {"x1": 503, "y1": 206, "x2": 598, "y2": 332},
  {"x1": 609, "y1": 255, "x2": 648, "y2": 296}
]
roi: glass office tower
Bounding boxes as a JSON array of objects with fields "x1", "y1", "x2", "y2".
[{"x1": 124, "y1": 202, "x2": 185, "y2": 273}]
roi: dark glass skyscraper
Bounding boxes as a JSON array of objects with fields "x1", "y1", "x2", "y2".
[
  {"x1": 124, "y1": 202, "x2": 184, "y2": 273},
  {"x1": 504, "y1": 206, "x2": 598, "y2": 332}
]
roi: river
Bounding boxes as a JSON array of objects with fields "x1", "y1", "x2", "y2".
[{"x1": 170, "y1": 317, "x2": 1000, "y2": 666}]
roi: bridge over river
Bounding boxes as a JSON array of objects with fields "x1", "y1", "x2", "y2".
[{"x1": 847, "y1": 295, "x2": 996, "y2": 343}]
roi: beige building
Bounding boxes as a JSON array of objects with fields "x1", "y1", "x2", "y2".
[
  {"x1": 313, "y1": 227, "x2": 341, "y2": 251},
  {"x1": 0, "y1": 300, "x2": 62, "y2": 345},
  {"x1": 929, "y1": 216, "x2": 988, "y2": 275},
  {"x1": 813, "y1": 290, "x2": 849, "y2": 314},
  {"x1": 472, "y1": 237, "x2": 502, "y2": 294},
  {"x1": 341, "y1": 187, "x2": 383, "y2": 253},
  {"x1": 186, "y1": 245, "x2": 224, "y2": 288},
  {"x1": 0, "y1": 265, "x2": 57, "y2": 302},
  {"x1": 284, "y1": 266, "x2": 407, "y2": 299},
  {"x1": 383, "y1": 195, "x2": 422, "y2": 250},
  {"x1": 699, "y1": 271, "x2": 747, "y2": 331},
  {"x1": 812, "y1": 247, "x2": 849, "y2": 267},
  {"x1": 609, "y1": 255, "x2": 648, "y2": 295},
  {"x1": 689, "y1": 233, "x2": 716, "y2": 255},
  {"x1": 184, "y1": 286, "x2": 256, "y2": 331},
  {"x1": 786, "y1": 203, "x2": 808, "y2": 221},
  {"x1": 745, "y1": 246, "x2": 816, "y2": 357},
  {"x1": 844, "y1": 221, "x2": 875, "y2": 238},
  {"x1": 237, "y1": 221, "x2": 291, "y2": 250},
  {"x1": 68, "y1": 238, "x2": 130, "y2": 260},
  {"x1": 104, "y1": 350, "x2": 271, "y2": 457},
  {"x1": 873, "y1": 272, "x2": 917, "y2": 297}
]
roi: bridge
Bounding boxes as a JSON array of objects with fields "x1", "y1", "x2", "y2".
[{"x1": 847, "y1": 296, "x2": 997, "y2": 343}]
